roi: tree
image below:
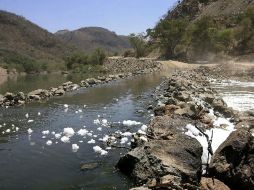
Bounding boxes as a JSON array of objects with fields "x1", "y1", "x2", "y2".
[
  {"x1": 148, "y1": 19, "x2": 188, "y2": 58},
  {"x1": 129, "y1": 33, "x2": 147, "y2": 58}
]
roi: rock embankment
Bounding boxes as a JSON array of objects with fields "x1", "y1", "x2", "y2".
[
  {"x1": 104, "y1": 57, "x2": 160, "y2": 74},
  {"x1": 117, "y1": 66, "x2": 254, "y2": 190},
  {"x1": 0, "y1": 58, "x2": 161, "y2": 107}
]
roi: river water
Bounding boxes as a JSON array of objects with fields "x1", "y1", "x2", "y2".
[
  {"x1": 211, "y1": 79, "x2": 254, "y2": 112},
  {"x1": 0, "y1": 73, "x2": 167, "y2": 190},
  {"x1": 0, "y1": 70, "x2": 253, "y2": 190}
]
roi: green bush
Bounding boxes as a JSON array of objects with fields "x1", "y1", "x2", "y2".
[
  {"x1": 129, "y1": 33, "x2": 148, "y2": 58},
  {"x1": 148, "y1": 19, "x2": 188, "y2": 58},
  {"x1": 65, "y1": 48, "x2": 106, "y2": 70},
  {"x1": 3, "y1": 54, "x2": 42, "y2": 73},
  {"x1": 88, "y1": 48, "x2": 106, "y2": 65}
]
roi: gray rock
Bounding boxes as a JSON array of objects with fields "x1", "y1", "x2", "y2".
[
  {"x1": 130, "y1": 187, "x2": 150, "y2": 190},
  {"x1": 15, "y1": 92, "x2": 26, "y2": 101},
  {"x1": 80, "y1": 80, "x2": 89, "y2": 87},
  {"x1": 28, "y1": 89, "x2": 50, "y2": 99},
  {"x1": 54, "y1": 89, "x2": 65, "y2": 96},
  {"x1": 4, "y1": 92, "x2": 15, "y2": 101},
  {"x1": 62, "y1": 81, "x2": 73, "y2": 86},
  {"x1": 85, "y1": 78, "x2": 100, "y2": 85},
  {"x1": 80, "y1": 162, "x2": 98, "y2": 171},
  {"x1": 200, "y1": 177, "x2": 230, "y2": 190},
  {"x1": 209, "y1": 128, "x2": 254, "y2": 190},
  {"x1": 28, "y1": 94, "x2": 41, "y2": 100},
  {"x1": 117, "y1": 116, "x2": 202, "y2": 188}
]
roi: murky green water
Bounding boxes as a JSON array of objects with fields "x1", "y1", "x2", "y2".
[
  {"x1": 0, "y1": 72, "x2": 103, "y2": 94},
  {"x1": 0, "y1": 72, "x2": 168, "y2": 190}
]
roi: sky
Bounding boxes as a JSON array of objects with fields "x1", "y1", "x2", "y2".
[{"x1": 0, "y1": 0, "x2": 177, "y2": 35}]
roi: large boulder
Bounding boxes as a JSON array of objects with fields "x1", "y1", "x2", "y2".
[
  {"x1": 200, "y1": 177, "x2": 230, "y2": 190},
  {"x1": 209, "y1": 128, "x2": 254, "y2": 190},
  {"x1": 28, "y1": 89, "x2": 50, "y2": 99},
  {"x1": 117, "y1": 116, "x2": 203, "y2": 189}
]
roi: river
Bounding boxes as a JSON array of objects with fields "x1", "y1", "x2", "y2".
[
  {"x1": 0, "y1": 72, "x2": 167, "y2": 190},
  {"x1": 0, "y1": 69, "x2": 253, "y2": 190}
]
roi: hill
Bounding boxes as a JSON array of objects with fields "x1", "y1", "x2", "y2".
[
  {"x1": 55, "y1": 27, "x2": 131, "y2": 53},
  {"x1": 0, "y1": 10, "x2": 79, "y2": 73},
  {"x1": 148, "y1": 0, "x2": 254, "y2": 62}
]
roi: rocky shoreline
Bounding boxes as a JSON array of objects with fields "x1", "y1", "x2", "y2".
[
  {"x1": 117, "y1": 66, "x2": 254, "y2": 190},
  {"x1": 0, "y1": 58, "x2": 161, "y2": 108}
]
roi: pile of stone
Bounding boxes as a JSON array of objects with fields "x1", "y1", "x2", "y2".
[
  {"x1": 0, "y1": 74, "x2": 124, "y2": 107},
  {"x1": 103, "y1": 57, "x2": 161, "y2": 74},
  {"x1": 117, "y1": 68, "x2": 254, "y2": 190}
]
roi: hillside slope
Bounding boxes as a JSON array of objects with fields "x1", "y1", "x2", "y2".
[
  {"x1": 150, "y1": 0, "x2": 254, "y2": 62},
  {"x1": 55, "y1": 27, "x2": 131, "y2": 53},
  {"x1": 167, "y1": 0, "x2": 254, "y2": 21},
  {"x1": 0, "y1": 10, "x2": 77, "y2": 72}
]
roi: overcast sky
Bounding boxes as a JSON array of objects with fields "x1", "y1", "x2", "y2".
[{"x1": 0, "y1": 0, "x2": 177, "y2": 35}]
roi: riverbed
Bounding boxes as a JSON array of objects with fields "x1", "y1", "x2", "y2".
[{"x1": 0, "y1": 72, "x2": 166, "y2": 190}]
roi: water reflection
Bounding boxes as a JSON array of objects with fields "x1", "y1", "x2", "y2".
[{"x1": 0, "y1": 73, "x2": 166, "y2": 190}]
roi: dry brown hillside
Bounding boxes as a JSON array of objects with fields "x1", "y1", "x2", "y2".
[
  {"x1": 55, "y1": 27, "x2": 131, "y2": 53},
  {"x1": 0, "y1": 10, "x2": 78, "y2": 72}
]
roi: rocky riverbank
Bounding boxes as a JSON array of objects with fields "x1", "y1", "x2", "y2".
[
  {"x1": 117, "y1": 66, "x2": 254, "y2": 190},
  {"x1": 0, "y1": 58, "x2": 161, "y2": 107}
]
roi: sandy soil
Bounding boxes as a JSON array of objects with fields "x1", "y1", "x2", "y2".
[{"x1": 159, "y1": 60, "x2": 254, "y2": 80}]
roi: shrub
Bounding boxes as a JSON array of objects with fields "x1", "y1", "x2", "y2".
[
  {"x1": 129, "y1": 33, "x2": 148, "y2": 58},
  {"x1": 4, "y1": 54, "x2": 42, "y2": 73},
  {"x1": 148, "y1": 19, "x2": 188, "y2": 58},
  {"x1": 123, "y1": 49, "x2": 135, "y2": 57},
  {"x1": 88, "y1": 48, "x2": 106, "y2": 65},
  {"x1": 65, "y1": 49, "x2": 106, "y2": 70}
]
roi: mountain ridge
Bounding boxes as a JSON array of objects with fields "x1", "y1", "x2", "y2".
[{"x1": 55, "y1": 27, "x2": 131, "y2": 53}]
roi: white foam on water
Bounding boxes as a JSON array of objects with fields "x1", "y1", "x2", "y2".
[
  {"x1": 63, "y1": 128, "x2": 75, "y2": 137},
  {"x1": 55, "y1": 134, "x2": 61, "y2": 139},
  {"x1": 93, "y1": 119, "x2": 100, "y2": 125},
  {"x1": 61, "y1": 136, "x2": 70, "y2": 143},
  {"x1": 77, "y1": 129, "x2": 88, "y2": 136},
  {"x1": 123, "y1": 120, "x2": 141, "y2": 126},
  {"x1": 5, "y1": 129, "x2": 10, "y2": 133},
  {"x1": 46, "y1": 140, "x2": 53, "y2": 146},
  {"x1": 141, "y1": 125, "x2": 148, "y2": 132},
  {"x1": 211, "y1": 79, "x2": 254, "y2": 111},
  {"x1": 28, "y1": 120, "x2": 34, "y2": 123},
  {"x1": 72, "y1": 144, "x2": 79, "y2": 152},
  {"x1": 27, "y1": 128, "x2": 33, "y2": 134},
  {"x1": 120, "y1": 137, "x2": 128, "y2": 144},
  {"x1": 42, "y1": 130, "x2": 50, "y2": 135},
  {"x1": 122, "y1": 132, "x2": 133, "y2": 137},
  {"x1": 185, "y1": 121, "x2": 235, "y2": 165},
  {"x1": 87, "y1": 139, "x2": 95, "y2": 144},
  {"x1": 93, "y1": 146, "x2": 108, "y2": 155}
]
